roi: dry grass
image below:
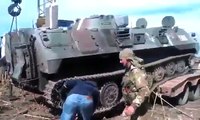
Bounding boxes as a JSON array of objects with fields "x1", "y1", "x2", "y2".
[{"x1": 0, "y1": 71, "x2": 11, "y2": 97}]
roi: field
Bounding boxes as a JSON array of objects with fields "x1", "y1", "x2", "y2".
[{"x1": 1, "y1": 80, "x2": 200, "y2": 120}]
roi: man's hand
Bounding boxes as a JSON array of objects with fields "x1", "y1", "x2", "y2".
[{"x1": 122, "y1": 105, "x2": 136, "y2": 116}]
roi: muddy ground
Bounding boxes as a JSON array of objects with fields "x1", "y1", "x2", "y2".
[{"x1": 1, "y1": 82, "x2": 200, "y2": 120}]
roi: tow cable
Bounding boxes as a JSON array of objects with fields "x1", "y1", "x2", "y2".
[{"x1": 151, "y1": 91, "x2": 194, "y2": 119}]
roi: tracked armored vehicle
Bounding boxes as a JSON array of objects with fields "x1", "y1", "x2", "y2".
[
  {"x1": 1, "y1": 12, "x2": 199, "y2": 113},
  {"x1": 130, "y1": 17, "x2": 199, "y2": 87}
]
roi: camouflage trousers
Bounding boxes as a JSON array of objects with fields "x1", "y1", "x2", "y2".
[{"x1": 122, "y1": 99, "x2": 150, "y2": 120}]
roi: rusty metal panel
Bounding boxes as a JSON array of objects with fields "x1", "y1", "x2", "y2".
[{"x1": 159, "y1": 73, "x2": 200, "y2": 97}]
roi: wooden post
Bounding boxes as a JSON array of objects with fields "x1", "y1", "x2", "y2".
[{"x1": 9, "y1": 78, "x2": 13, "y2": 97}]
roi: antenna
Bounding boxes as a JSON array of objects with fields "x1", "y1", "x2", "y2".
[{"x1": 32, "y1": 20, "x2": 35, "y2": 28}]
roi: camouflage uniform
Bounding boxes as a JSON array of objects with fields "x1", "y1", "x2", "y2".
[
  {"x1": 121, "y1": 65, "x2": 149, "y2": 107},
  {"x1": 119, "y1": 48, "x2": 150, "y2": 119}
]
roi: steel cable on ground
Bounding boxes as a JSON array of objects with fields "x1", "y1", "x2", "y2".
[{"x1": 152, "y1": 91, "x2": 194, "y2": 119}]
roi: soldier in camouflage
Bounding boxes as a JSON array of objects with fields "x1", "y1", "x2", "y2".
[{"x1": 119, "y1": 48, "x2": 150, "y2": 119}]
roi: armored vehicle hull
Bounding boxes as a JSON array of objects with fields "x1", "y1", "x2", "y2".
[{"x1": 1, "y1": 15, "x2": 199, "y2": 113}]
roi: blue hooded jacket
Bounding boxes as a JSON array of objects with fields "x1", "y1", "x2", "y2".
[{"x1": 63, "y1": 80, "x2": 100, "y2": 110}]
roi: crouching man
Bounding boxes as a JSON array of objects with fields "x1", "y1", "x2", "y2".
[{"x1": 60, "y1": 79, "x2": 100, "y2": 120}]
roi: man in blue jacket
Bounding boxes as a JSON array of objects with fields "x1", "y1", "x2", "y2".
[{"x1": 60, "y1": 79, "x2": 100, "y2": 120}]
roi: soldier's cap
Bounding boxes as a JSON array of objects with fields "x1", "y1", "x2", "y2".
[{"x1": 119, "y1": 48, "x2": 134, "y2": 61}]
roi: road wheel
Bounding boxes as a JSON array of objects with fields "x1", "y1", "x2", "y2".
[
  {"x1": 176, "y1": 60, "x2": 186, "y2": 73},
  {"x1": 177, "y1": 85, "x2": 189, "y2": 105},
  {"x1": 165, "y1": 62, "x2": 176, "y2": 76},
  {"x1": 100, "y1": 82, "x2": 119, "y2": 107},
  {"x1": 153, "y1": 66, "x2": 165, "y2": 82},
  {"x1": 189, "y1": 84, "x2": 200, "y2": 101}
]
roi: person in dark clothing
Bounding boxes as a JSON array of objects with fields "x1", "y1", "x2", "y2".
[{"x1": 60, "y1": 80, "x2": 100, "y2": 120}]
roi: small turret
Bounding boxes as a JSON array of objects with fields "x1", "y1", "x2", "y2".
[
  {"x1": 162, "y1": 16, "x2": 175, "y2": 28},
  {"x1": 75, "y1": 15, "x2": 117, "y2": 30}
]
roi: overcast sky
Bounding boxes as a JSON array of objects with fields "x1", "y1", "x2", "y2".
[{"x1": 0, "y1": 0, "x2": 200, "y2": 36}]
